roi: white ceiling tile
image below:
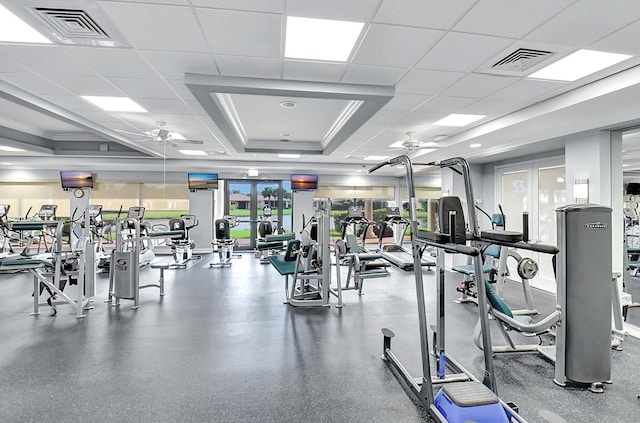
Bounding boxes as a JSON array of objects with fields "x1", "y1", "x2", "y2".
[
  {"x1": 592, "y1": 19, "x2": 640, "y2": 55},
  {"x1": 98, "y1": 2, "x2": 209, "y2": 52},
  {"x1": 441, "y1": 73, "x2": 519, "y2": 98},
  {"x1": 367, "y1": 110, "x2": 411, "y2": 125},
  {"x1": 285, "y1": 0, "x2": 379, "y2": 21},
  {"x1": 461, "y1": 98, "x2": 516, "y2": 116},
  {"x1": 43, "y1": 74, "x2": 117, "y2": 97},
  {"x1": 215, "y1": 56, "x2": 283, "y2": 78},
  {"x1": 165, "y1": 80, "x2": 197, "y2": 101},
  {"x1": 353, "y1": 24, "x2": 444, "y2": 68},
  {"x1": 136, "y1": 98, "x2": 192, "y2": 115},
  {"x1": 282, "y1": 61, "x2": 346, "y2": 82},
  {"x1": 191, "y1": 0, "x2": 284, "y2": 13},
  {"x1": 63, "y1": 47, "x2": 157, "y2": 78},
  {"x1": 396, "y1": 69, "x2": 465, "y2": 95},
  {"x1": 487, "y1": 79, "x2": 565, "y2": 101},
  {"x1": 416, "y1": 32, "x2": 515, "y2": 73},
  {"x1": 140, "y1": 51, "x2": 217, "y2": 80},
  {"x1": 415, "y1": 96, "x2": 478, "y2": 114},
  {"x1": 383, "y1": 94, "x2": 432, "y2": 112},
  {"x1": 0, "y1": 55, "x2": 28, "y2": 74},
  {"x1": 196, "y1": 8, "x2": 282, "y2": 57},
  {"x1": 1, "y1": 73, "x2": 71, "y2": 96},
  {"x1": 374, "y1": 0, "x2": 476, "y2": 30},
  {"x1": 398, "y1": 111, "x2": 447, "y2": 125},
  {"x1": 105, "y1": 77, "x2": 180, "y2": 100},
  {"x1": 39, "y1": 95, "x2": 102, "y2": 112},
  {"x1": 341, "y1": 64, "x2": 406, "y2": 85},
  {"x1": 526, "y1": 0, "x2": 640, "y2": 46},
  {"x1": 0, "y1": 45, "x2": 93, "y2": 76},
  {"x1": 454, "y1": 0, "x2": 574, "y2": 38},
  {"x1": 73, "y1": 110, "x2": 127, "y2": 124},
  {"x1": 98, "y1": 0, "x2": 189, "y2": 4}
]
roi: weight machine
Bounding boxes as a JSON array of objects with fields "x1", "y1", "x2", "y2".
[
  {"x1": 106, "y1": 207, "x2": 184, "y2": 308},
  {"x1": 268, "y1": 199, "x2": 342, "y2": 307},
  {"x1": 210, "y1": 215, "x2": 240, "y2": 267},
  {"x1": 167, "y1": 214, "x2": 198, "y2": 268},
  {"x1": 0, "y1": 204, "x2": 14, "y2": 257},
  {"x1": 0, "y1": 208, "x2": 97, "y2": 318},
  {"x1": 371, "y1": 155, "x2": 530, "y2": 423},
  {"x1": 452, "y1": 208, "x2": 540, "y2": 315}
]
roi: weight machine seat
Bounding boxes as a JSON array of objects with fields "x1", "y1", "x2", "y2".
[
  {"x1": 267, "y1": 240, "x2": 300, "y2": 276},
  {"x1": 480, "y1": 229, "x2": 523, "y2": 243},
  {"x1": 257, "y1": 241, "x2": 284, "y2": 251},
  {"x1": 265, "y1": 233, "x2": 295, "y2": 242},
  {"x1": 484, "y1": 279, "x2": 561, "y2": 333},
  {"x1": 452, "y1": 264, "x2": 494, "y2": 276},
  {"x1": 148, "y1": 230, "x2": 185, "y2": 239},
  {"x1": 257, "y1": 233, "x2": 294, "y2": 251},
  {"x1": 452, "y1": 244, "x2": 501, "y2": 275},
  {"x1": 0, "y1": 258, "x2": 53, "y2": 270},
  {"x1": 440, "y1": 381, "x2": 499, "y2": 407}
]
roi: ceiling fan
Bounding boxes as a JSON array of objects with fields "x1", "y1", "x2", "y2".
[
  {"x1": 117, "y1": 121, "x2": 204, "y2": 148},
  {"x1": 386, "y1": 132, "x2": 441, "y2": 153}
]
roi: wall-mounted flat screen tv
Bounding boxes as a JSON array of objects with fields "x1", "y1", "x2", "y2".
[
  {"x1": 60, "y1": 171, "x2": 93, "y2": 189},
  {"x1": 188, "y1": 173, "x2": 218, "y2": 190},
  {"x1": 627, "y1": 182, "x2": 640, "y2": 195},
  {"x1": 291, "y1": 174, "x2": 318, "y2": 191}
]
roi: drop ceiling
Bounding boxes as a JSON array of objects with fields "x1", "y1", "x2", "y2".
[{"x1": 1, "y1": 0, "x2": 640, "y2": 176}]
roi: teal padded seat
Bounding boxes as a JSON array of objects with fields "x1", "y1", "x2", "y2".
[{"x1": 267, "y1": 239, "x2": 300, "y2": 276}]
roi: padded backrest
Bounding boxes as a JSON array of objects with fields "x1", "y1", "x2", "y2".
[
  {"x1": 438, "y1": 196, "x2": 466, "y2": 245},
  {"x1": 169, "y1": 218, "x2": 186, "y2": 240},
  {"x1": 345, "y1": 234, "x2": 364, "y2": 254},
  {"x1": 284, "y1": 239, "x2": 301, "y2": 261},
  {"x1": 491, "y1": 213, "x2": 504, "y2": 228},
  {"x1": 169, "y1": 218, "x2": 185, "y2": 231},
  {"x1": 484, "y1": 279, "x2": 513, "y2": 318},
  {"x1": 483, "y1": 244, "x2": 501, "y2": 258},
  {"x1": 258, "y1": 220, "x2": 273, "y2": 238},
  {"x1": 335, "y1": 239, "x2": 347, "y2": 256},
  {"x1": 215, "y1": 218, "x2": 230, "y2": 240}
]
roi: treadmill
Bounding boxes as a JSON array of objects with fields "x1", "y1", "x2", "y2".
[{"x1": 376, "y1": 207, "x2": 434, "y2": 270}]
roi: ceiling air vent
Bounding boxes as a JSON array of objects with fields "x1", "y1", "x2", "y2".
[
  {"x1": 26, "y1": 4, "x2": 130, "y2": 47},
  {"x1": 492, "y1": 48, "x2": 554, "y2": 73}
]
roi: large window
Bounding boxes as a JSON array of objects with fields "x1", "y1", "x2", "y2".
[
  {"x1": 0, "y1": 180, "x2": 189, "y2": 220},
  {"x1": 496, "y1": 159, "x2": 566, "y2": 291}
]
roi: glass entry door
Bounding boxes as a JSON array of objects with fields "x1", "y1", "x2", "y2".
[{"x1": 226, "y1": 180, "x2": 288, "y2": 250}]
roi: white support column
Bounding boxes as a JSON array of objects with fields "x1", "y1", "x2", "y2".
[
  {"x1": 564, "y1": 129, "x2": 623, "y2": 280},
  {"x1": 189, "y1": 189, "x2": 214, "y2": 254},
  {"x1": 292, "y1": 190, "x2": 315, "y2": 236},
  {"x1": 69, "y1": 188, "x2": 90, "y2": 247}
]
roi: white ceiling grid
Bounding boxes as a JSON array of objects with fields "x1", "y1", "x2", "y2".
[{"x1": 0, "y1": 0, "x2": 639, "y2": 173}]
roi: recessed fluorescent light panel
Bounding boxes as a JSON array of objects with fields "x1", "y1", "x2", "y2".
[
  {"x1": 470, "y1": 143, "x2": 482, "y2": 148},
  {"x1": 433, "y1": 114, "x2": 486, "y2": 127},
  {"x1": 81, "y1": 96, "x2": 147, "y2": 113},
  {"x1": 528, "y1": 49, "x2": 632, "y2": 82},
  {"x1": 278, "y1": 154, "x2": 300, "y2": 159},
  {"x1": 0, "y1": 145, "x2": 26, "y2": 152},
  {"x1": 0, "y1": 5, "x2": 52, "y2": 44},
  {"x1": 285, "y1": 16, "x2": 364, "y2": 62},
  {"x1": 364, "y1": 155, "x2": 388, "y2": 161},
  {"x1": 178, "y1": 150, "x2": 207, "y2": 156}
]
